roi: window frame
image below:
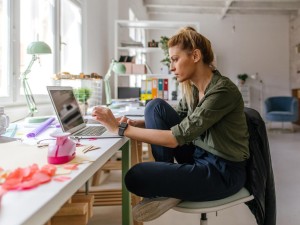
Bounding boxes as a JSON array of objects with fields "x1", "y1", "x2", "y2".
[
  {"x1": 0, "y1": 0, "x2": 83, "y2": 115},
  {"x1": 0, "y1": 0, "x2": 14, "y2": 105}
]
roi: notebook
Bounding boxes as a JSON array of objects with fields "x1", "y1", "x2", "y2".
[{"x1": 47, "y1": 86, "x2": 120, "y2": 139}]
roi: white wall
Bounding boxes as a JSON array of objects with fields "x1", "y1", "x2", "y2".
[
  {"x1": 149, "y1": 13, "x2": 291, "y2": 113},
  {"x1": 83, "y1": 0, "x2": 109, "y2": 76}
]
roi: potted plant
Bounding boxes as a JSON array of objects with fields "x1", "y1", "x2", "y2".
[
  {"x1": 159, "y1": 36, "x2": 180, "y2": 99},
  {"x1": 237, "y1": 73, "x2": 249, "y2": 85},
  {"x1": 74, "y1": 88, "x2": 92, "y2": 115},
  {"x1": 159, "y1": 36, "x2": 170, "y2": 69}
]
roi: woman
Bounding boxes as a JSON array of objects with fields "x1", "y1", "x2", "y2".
[{"x1": 92, "y1": 27, "x2": 249, "y2": 222}]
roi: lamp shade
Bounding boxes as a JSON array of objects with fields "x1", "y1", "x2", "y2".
[
  {"x1": 112, "y1": 62, "x2": 126, "y2": 74},
  {"x1": 27, "y1": 41, "x2": 52, "y2": 55},
  {"x1": 104, "y1": 60, "x2": 126, "y2": 105}
]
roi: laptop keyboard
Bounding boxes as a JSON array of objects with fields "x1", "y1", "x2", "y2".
[{"x1": 75, "y1": 126, "x2": 107, "y2": 136}]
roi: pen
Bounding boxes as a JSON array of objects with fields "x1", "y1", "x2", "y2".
[
  {"x1": 124, "y1": 114, "x2": 144, "y2": 117},
  {"x1": 71, "y1": 136, "x2": 122, "y2": 141}
]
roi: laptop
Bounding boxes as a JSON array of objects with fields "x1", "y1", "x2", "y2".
[{"x1": 47, "y1": 86, "x2": 120, "y2": 139}]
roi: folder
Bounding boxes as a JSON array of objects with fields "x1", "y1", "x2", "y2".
[
  {"x1": 163, "y1": 78, "x2": 169, "y2": 100},
  {"x1": 158, "y1": 79, "x2": 164, "y2": 99},
  {"x1": 151, "y1": 78, "x2": 158, "y2": 99}
]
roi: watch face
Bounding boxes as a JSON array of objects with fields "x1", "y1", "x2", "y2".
[{"x1": 120, "y1": 122, "x2": 128, "y2": 128}]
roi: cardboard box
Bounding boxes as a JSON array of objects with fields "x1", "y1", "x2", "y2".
[
  {"x1": 132, "y1": 64, "x2": 147, "y2": 74},
  {"x1": 51, "y1": 202, "x2": 89, "y2": 225}
]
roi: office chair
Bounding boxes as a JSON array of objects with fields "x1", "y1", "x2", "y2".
[
  {"x1": 173, "y1": 187, "x2": 254, "y2": 225},
  {"x1": 173, "y1": 107, "x2": 276, "y2": 225}
]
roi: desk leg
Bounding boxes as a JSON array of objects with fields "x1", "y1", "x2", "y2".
[
  {"x1": 130, "y1": 139, "x2": 143, "y2": 225},
  {"x1": 121, "y1": 140, "x2": 132, "y2": 225}
]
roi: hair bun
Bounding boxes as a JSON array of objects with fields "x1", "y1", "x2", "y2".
[{"x1": 180, "y1": 26, "x2": 197, "y2": 33}]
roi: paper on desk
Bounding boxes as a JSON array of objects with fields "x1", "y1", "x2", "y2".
[{"x1": 0, "y1": 141, "x2": 93, "y2": 174}]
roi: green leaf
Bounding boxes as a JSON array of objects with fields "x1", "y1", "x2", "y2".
[{"x1": 73, "y1": 88, "x2": 92, "y2": 103}]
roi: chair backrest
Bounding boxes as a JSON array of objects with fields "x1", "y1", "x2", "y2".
[
  {"x1": 264, "y1": 96, "x2": 297, "y2": 112},
  {"x1": 243, "y1": 107, "x2": 276, "y2": 225}
]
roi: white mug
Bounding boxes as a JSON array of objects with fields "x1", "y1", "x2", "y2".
[{"x1": 0, "y1": 113, "x2": 9, "y2": 135}]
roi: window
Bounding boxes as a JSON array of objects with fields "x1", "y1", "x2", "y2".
[
  {"x1": 0, "y1": 0, "x2": 9, "y2": 98},
  {"x1": 0, "y1": 0, "x2": 83, "y2": 113},
  {"x1": 60, "y1": 0, "x2": 82, "y2": 74},
  {"x1": 20, "y1": 0, "x2": 54, "y2": 97}
]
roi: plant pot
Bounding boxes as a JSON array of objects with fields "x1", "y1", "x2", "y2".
[
  {"x1": 238, "y1": 79, "x2": 245, "y2": 85},
  {"x1": 79, "y1": 102, "x2": 88, "y2": 116}
]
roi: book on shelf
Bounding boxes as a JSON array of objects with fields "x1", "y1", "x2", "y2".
[
  {"x1": 158, "y1": 78, "x2": 164, "y2": 99},
  {"x1": 163, "y1": 79, "x2": 169, "y2": 100},
  {"x1": 145, "y1": 78, "x2": 153, "y2": 100},
  {"x1": 139, "y1": 77, "x2": 171, "y2": 101},
  {"x1": 151, "y1": 78, "x2": 158, "y2": 99},
  {"x1": 140, "y1": 79, "x2": 147, "y2": 101},
  {"x1": 140, "y1": 79, "x2": 154, "y2": 101}
]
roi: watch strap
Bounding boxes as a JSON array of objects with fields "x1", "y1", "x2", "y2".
[{"x1": 118, "y1": 122, "x2": 128, "y2": 136}]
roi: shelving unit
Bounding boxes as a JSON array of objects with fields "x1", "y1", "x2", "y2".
[
  {"x1": 292, "y1": 88, "x2": 300, "y2": 125},
  {"x1": 114, "y1": 20, "x2": 200, "y2": 100},
  {"x1": 53, "y1": 78, "x2": 103, "y2": 107},
  {"x1": 238, "y1": 84, "x2": 250, "y2": 107}
]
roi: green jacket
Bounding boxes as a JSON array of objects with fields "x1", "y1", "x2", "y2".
[{"x1": 171, "y1": 70, "x2": 249, "y2": 162}]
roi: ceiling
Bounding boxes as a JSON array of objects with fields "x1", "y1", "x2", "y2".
[{"x1": 143, "y1": 0, "x2": 300, "y2": 19}]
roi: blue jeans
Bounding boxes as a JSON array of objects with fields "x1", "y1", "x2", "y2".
[{"x1": 125, "y1": 98, "x2": 246, "y2": 201}]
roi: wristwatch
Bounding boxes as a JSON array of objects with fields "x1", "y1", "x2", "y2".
[{"x1": 118, "y1": 122, "x2": 128, "y2": 136}]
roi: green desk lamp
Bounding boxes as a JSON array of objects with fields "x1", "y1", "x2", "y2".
[
  {"x1": 104, "y1": 59, "x2": 126, "y2": 105},
  {"x1": 20, "y1": 41, "x2": 52, "y2": 117}
]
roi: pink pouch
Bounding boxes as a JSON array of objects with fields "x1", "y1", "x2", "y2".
[{"x1": 47, "y1": 132, "x2": 76, "y2": 164}]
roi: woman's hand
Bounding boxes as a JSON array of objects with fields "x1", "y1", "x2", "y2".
[
  {"x1": 92, "y1": 106, "x2": 119, "y2": 134},
  {"x1": 117, "y1": 116, "x2": 136, "y2": 126},
  {"x1": 116, "y1": 116, "x2": 145, "y2": 128}
]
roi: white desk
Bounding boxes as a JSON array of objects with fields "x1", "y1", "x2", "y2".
[{"x1": 0, "y1": 125, "x2": 132, "y2": 225}]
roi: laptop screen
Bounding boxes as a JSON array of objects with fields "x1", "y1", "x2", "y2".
[{"x1": 48, "y1": 88, "x2": 85, "y2": 131}]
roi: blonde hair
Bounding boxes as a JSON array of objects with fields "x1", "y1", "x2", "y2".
[{"x1": 168, "y1": 27, "x2": 215, "y2": 108}]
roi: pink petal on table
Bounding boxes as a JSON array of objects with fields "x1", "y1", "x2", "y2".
[
  {"x1": 18, "y1": 179, "x2": 40, "y2": 190},
  {"x1": 32, "y1": 172, "x2": 51, "y2": 184},
  {"x1": 63, "y1": 164, "x2": 78, "y2": 170},
  {"x1": 53, "y1": 176, "x2": 71, "y2": 182},
  {"x1": 40, "y1": 164, "x2": 57, "y2": 177},
  {"x1": 2, "y1": 178, "x2": 22, "y2": 190},
  {"x1": 6, "y1": 168, "x2": 24, "y2": 180}
]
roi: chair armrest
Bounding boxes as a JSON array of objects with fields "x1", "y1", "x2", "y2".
[
  {"x1": 264, "y1": 99, "x2": 272, "y2": 113},
  {"x1": 291, "y1": 97, "x2": 299, "y2": 114}
]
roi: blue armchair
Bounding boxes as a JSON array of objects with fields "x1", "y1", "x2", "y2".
[{"x1": 264, "y1": 96, "x2": 299, "y2": 131}]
